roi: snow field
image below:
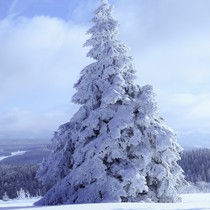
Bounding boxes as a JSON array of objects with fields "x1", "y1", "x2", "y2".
[
  {"x1": 0, "y1": 151, "x2": 27, "y2": 161},
  {"x1": 0, "y1": 193, "x2": 210, "y2": 210}
]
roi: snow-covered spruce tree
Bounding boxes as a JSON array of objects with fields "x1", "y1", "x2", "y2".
[{"x1": 36, "y1": 0, "x2": 186, "y2": 205}]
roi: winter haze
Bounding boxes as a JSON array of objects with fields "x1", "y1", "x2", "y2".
[{"x1": 0, "y1": 0, "x2": 210, "y2": 148}]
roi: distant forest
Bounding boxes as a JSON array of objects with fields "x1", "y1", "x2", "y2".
[
  {"x1": 0, "y1": 164, "x2": 48, "y2": 200},
  {"x1": 0, "y1": 148, "x2": 49, "y2": 200},
  {"x1": 179, "y1": 148, "x2": 210, "y2": 183},
  {"x1": 0, "y1": 148, "x2": 210, "y2": 200}
]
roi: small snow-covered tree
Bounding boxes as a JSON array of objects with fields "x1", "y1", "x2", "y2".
[
  {"x1": 2, "y1": 192, "x2": 9, "y2": 201},
  {"x1": 36, "y1": 0, "x2": 186, "y2": 205},
  {"x1": 16, "y1": 188, "x2": 30, "y2": 200}
]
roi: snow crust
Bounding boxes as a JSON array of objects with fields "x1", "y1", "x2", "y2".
[{"x1": 0, "y1": 194, "x2": 210, "y2": 210}]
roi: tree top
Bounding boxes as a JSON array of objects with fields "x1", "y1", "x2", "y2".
[{"x1": 101, "y1": 0, "x2": 109, "y2": 4}]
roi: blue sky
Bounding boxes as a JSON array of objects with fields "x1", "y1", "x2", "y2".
[{"x1": 0, "y1": 0, "x2": 210, "y2": 147}]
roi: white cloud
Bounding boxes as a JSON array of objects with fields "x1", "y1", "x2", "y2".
[
  {"x1": 0, "y1": 15, "x2": 89, "y2": 137},
  {"x1": 0, "y1": 15, "x2": 90, "y2": 105},
  {"x1": 158, "y1": 93, "x2": 210, "y2": 131},
  {"x1": 0, "y1": 104, "x2": 79, "y2": 139},
  {"x1": 134, "y1": 35, "x2": 210, "y2": 93}
]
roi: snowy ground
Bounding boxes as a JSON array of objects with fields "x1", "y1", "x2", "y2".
[
  {"x1": 0, "y1": 151, "x2": 27, "y2": 161},
  {"x1": 0, "y1": 194, "x2": 210, "y2": 210}
]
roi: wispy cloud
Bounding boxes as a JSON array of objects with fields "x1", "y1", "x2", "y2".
[{"x1": 7, "y1": 0, "x2": 24, "y2": 19}]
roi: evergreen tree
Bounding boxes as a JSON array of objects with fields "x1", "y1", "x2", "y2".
[
  {"x1": 36, "y1": 0, "x2": 186, "y2": 205},
  {"x1": 2, "y1": 192, "x2": 9, "y2": 201},
  {"x1": 16, "y1": 188, "x2": 30, "y2": 200}
]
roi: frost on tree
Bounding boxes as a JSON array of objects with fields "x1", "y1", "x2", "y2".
[{"x1": 36, "y1": 0, "x2": 186, "y2": 205}]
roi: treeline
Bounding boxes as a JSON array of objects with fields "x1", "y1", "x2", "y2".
[
  {"x1": 0, "y1": 148, "x2": 210, "y2": 200},
  {"x1": 179, "y1": 148, "x2": 210, "y2": 183},
  {"x1": 0, "y1": 164, "x2": 48, "y2": 200}
]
